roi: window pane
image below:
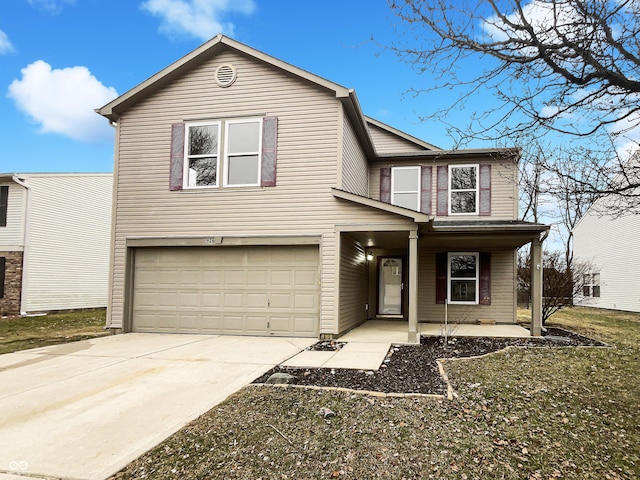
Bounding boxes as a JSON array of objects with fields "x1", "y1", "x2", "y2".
[
  {"x1": 189, "y1": 125, "x2": 218, "y2": 155},
  {"x1": 393, "y1": 192, "x2": 419, "y2": 210},
  {"x1": 451, "y1": 280, "x2": 476, "y2": 302},
  {"x1": 450, "y1": 255, "x2": 476, "y2": 277},
  {"x1": 393, "y1": 168, "x2": 419, "y2": 191},
  {"x1": 593, "y1": 286, "x2": 600, "y2": 297},
  {"x1": 451, "y1": 191, "x2": 476, "y2": 213},
  {"x1": 583, "y1": 285, "x2": 591, "y2": 297},
  {"x1": 227, "y1": 155, "x2": 259, "y2": 185},
  {"x1": 451, "y1": 166, "x2": 476, "y2": 189},
  {"x1": 188, "y1": 157, "x2": 217, "y2": 186},
  {"x1": 592, "y1": 273, "x2": 600, "y2": 285},
  {"x1": 228, "y1": 122, "x2": 260, "y2": 153}
]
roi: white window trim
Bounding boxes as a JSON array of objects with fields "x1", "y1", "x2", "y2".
[
  {"x1": 447, "y1": 252, "x2": 479, "y2": 305},
  {"x1": 223, "y1": 117, "x2": 263, "y2": 188},
  {"x1": 448, "y1": 164, "x2": 479, "y2": 215},
  {"x1": 183, "y1": 121, "x2": 221, "y2": 189},
  {"x1": 391, "y1": 166, "x2": 421, "y2": 211}
]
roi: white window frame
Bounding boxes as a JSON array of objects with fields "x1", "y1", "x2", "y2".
[
  {"x1": 583, "y1": 271, "x2": 601, "y2": 298},
  {"x1": 223, "y1": 117, "x2": 263, "y2": 188},
  {"x1": 447, "y1": 252, "x2": 479, "y2": 304},
  {"x1": 391, "y1": 166, "x2": 420, "y2": 211},
  {"x1": 449, "y1": 164, "x2": 479, "y2": 215},
  {"x1": 183, "y1": 121, "x2": 221, "y2": 189}
]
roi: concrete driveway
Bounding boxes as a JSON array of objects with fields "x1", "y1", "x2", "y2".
[{"x1": 0, "y1": 333, "x2": 315, "y2": 480}]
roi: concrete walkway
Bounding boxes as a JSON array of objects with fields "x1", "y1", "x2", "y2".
[
  {"x1": 281, "y1": 341, "x2": 391, "y2": 370},
  {"x1": 0, "y1": 334, "x2": 314, "y2": 480}
]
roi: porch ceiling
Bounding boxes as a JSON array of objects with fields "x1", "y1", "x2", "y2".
[
  {"x1": 345, "y1": 230, "x2": 410, "y2": 250},
  {"x1": 425, "y1": 220, "x2": 549, "y2": 249}
]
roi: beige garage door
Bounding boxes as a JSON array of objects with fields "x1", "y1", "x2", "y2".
[{"x1": 131, "y1": 245, "x2": 319, "y2": 336}]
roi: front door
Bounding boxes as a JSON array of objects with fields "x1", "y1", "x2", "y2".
[{"x1": 378, "y1": 257, "x2": 403, "y2": 316}]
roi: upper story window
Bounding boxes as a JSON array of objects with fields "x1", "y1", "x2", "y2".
[
  {"x1": 183, "y1": 118, "x2": 263, "y2": 189},
  {"x1": 583, "y1": 272, "x2": 601, "y2": 298},
  {"x1": 449, "y1": 165, "x2": 478, "y2": 215},
  {"x1": 0, "y1": 186, "x2": 8, "y2": 227},
  {"x1": 391, "y1": 166, "x2": 420, "y2": 211}
]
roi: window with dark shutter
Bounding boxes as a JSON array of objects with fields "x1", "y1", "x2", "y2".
[
  {"x1": 169, "y1": 124, "x2": 185, "y2": 191},
  {"x1": 420, "y1": 166, "x2": 432, "y2": 215},
  {"x1": 435, "y1": 252, "x2": 447, "y2": 304},
  {"x1": 261, "y1": 116, "x2": 278, "y2": 187},
  {"x1": 479, "y1": 164, "x2": 491, "y2": 216},
  {"x1": 0, "y1": 186, "x2": 8, "y2": 227},
  {"x1": 479, "y1": 252, "x2": 491, "y2": 305}
]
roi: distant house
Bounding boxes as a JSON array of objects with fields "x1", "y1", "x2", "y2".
[
  {"x1": 97, "y1": 35, "x2": 548, "y2": 341},
  {"x1": 0, "y1": 173, "x2": 112, "y2": 316},
  {"x1": 573, "y1": 186, "x2": 640, "y2": 313}
]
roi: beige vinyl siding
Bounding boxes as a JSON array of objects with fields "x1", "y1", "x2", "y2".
[
  {"x1": 341, "y1": 110, "x2": 369, "y2": 196},
  {"x1": 370, "y1": 159, "x2": 518, "y2": 220},
  {"x1": 338, "y1": 233, "x2": 369, "y2": 333},
  {"x1": 109, "y1": 49, "x2": 414, "y2": 334},
  {"x1": 21, "y1": 174, "x2": 112, "y2": 312},
  {"x1": 0, "y1": 182, "x2": 26, "y2": 250},
  {"x1": 368, "y1": 123, "x2": 429, "y2": 154},
  {"x1": 419, "y1": 248, "x2": 516, "y2": 324},
  {"x1": 573, "y1": 205, "x2": 640, "y2": 312}
]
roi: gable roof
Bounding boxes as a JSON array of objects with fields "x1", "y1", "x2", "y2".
[
  {"x1": 96, "y1": 34, "x2": 376, "y2": 157},
  {"x1": 365, "y1": 116, "x2": 442, "y2": 151}
]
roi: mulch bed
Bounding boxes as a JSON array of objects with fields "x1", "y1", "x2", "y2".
[{"x1": 253, "y1": 327, "x2": 606, "y2": 395}]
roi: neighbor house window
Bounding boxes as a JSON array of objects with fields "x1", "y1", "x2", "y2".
[
  {"x1": 224, "y1": 118, "x2": 262, "y2": 187},
  {"x1": 448, "y1": 253, "x2": 479, "y2": 303},
  {"x1": 449, "y1": 165, "x2": 478, "y2": 214},
  {"x1": 391, "y1": 166, "x2": 420, "y2": 211},
  {"x1": 583, "y1": 272, "x2": 600, "y2": 298},
  {"x1": 184, "y1": 122, "x2": 220, "y2": 188}
]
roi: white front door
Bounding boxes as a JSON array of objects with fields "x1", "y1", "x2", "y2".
[{"x1": 378, "y1": 257, "x2": 403, "y2": 315}]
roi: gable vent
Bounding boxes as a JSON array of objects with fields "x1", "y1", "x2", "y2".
[{"x1": 215, "y1": 64, "x2": 237, "y2": 87}]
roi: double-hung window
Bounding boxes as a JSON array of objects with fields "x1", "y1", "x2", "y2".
[
  {"x1": 448, "y1": 252, "x2": 479, "y2": 304},
  {"x1": 449, "y1": 165, "x2": 478, "y2": 214},
  {"x1": 224, "y1": 118, "x2": 262, "y2": 187},
  {"x1": 183, "y1": 118, "x2": 263, "y2": 189},
  {"x1": 391, "y1": 166, "x2": 420, "y2": 211},
  {"x1": 185, "y1": 122, "x2": 220, "y2": 188},
  {"x1": 583, "y1": 272, "x2": 600, "y2": 298}
]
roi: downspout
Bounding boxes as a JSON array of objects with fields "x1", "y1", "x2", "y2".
[{"x1": 12, "y1": 175, "x2": 30, "y2": 315}]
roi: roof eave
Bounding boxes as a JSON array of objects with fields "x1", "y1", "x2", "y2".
[{"x1": 332, "y1": 188, "x2": 431, "y2": 223}]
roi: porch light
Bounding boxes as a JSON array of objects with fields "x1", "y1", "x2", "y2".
[{"x1": 366, "y1": 252, "x2": 374, "y2": 262}]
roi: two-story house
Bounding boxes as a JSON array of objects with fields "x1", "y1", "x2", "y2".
[
  {"x1": 97, "y1": 35, "x2": 548, "y2": 342},
  {"x1": 0, "y1": 173, "x2": 112, "y2": 316}
]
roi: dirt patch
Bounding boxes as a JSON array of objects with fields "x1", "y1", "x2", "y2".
[{"x1": 253, "y1": 328, "x2": 605, "y2": 395}]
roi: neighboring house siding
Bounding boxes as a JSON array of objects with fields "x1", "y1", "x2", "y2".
[
  {"x1": 109, "y1": 49, "x2": 415, "y2": 333},
  {"x1": 573, "y1": 208, "x2": 640, "y2": 312},
  {"x1": 338, "y1": 233, "x2": 369, "y2": 333},
  {"x1": 22, "y1": 175, "x2": 112, "y2": 312},
  {"x1": 368, "y1": 123, "x2": 428, "y2": 154},
  {"x1": 419, "y1": 248, "x2": 516, "y2": 324},
  {"x1": 341, "y1": 111, "x2": 369, "y2": 196},
  {"x1": 0, "y1": 182, "x2": 26, "y2": 250},
  {"x1": 369, "y1": 159, "x2": 518, "y2": 220}
]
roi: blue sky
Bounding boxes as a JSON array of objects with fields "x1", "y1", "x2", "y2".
[{"x1": 0, "y1": 0, "x2": 491, "y2": 173}]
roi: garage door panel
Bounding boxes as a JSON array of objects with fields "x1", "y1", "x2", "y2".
[{"x1": 132, "y1": 245, "x2": 318, "y2": 336}]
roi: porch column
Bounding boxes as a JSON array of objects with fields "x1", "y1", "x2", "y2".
[
  {"x1": 408, "y1": 230, "x2": 419, "y2": 344},
  {"x1": 530, "y1": 237, "x2": 543, "y2": 336}
]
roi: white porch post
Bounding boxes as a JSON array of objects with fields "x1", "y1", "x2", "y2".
[
  {"x1": 530, "y1": 237, "x2": 543, "y2": 336},
  {"x1": 408, "y1": 230, "x2": 419, "y2": 344}
]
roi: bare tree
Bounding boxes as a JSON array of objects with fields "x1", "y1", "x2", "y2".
[{"x1": 389, "y1": 0, "x2": 640, "y2": 207}]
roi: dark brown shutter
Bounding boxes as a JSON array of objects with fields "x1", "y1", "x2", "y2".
[
  {"x1": 420, "y1": 166, "x2": 432, "y2": 214},
  {"x1": 436, "y1": 165, "x2": 448, "y2": 216},
  {"x1": 170, "y1": 123, "x2": 185, "y2": 191},
  {"x1": 0, "y1": 256, "x2": 5, "y2": 298},
  {"x1": 479, "y1": 252, "x2": 491, "y2": 305},
  {"x1": 380, "y1": 167, "x2": 391, "y2": 203},
  {"x1": 435, "y1": 252, "x2": 447, "y2": 304},
  {"x1": 261, "y1": 116, "x2": 278, "y2": 187},
  {"x1": 479, "y1": 164, "x2": 491, "y2": 216},
  {"x1": 0, "y1": 186, "x2": 8, "y2": 227}
]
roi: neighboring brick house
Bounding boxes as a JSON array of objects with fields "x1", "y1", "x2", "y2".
[
  {"x1": 0, "y1": 173, "x2": 112, "y2": 316},
  {"x1": 97, "y1": 35, "x2": 548, "y2": 341}
]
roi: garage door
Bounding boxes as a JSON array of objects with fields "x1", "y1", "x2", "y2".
[{"x1": 131, "y1": 245, "x2": 319, "y2": 336}]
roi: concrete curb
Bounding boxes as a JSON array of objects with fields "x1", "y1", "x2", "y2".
[{"x1": 250, "y1": 383, "x2": 445, "y2": 400}]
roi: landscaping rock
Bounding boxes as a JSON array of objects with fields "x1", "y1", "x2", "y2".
[{"x1": 265, "y1": 372, "x2": 295, "y2": 384}]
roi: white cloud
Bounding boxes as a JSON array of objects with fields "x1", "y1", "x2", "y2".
[
  {"x1": 7, "y1": 60, "x2": 118, "y2": 143},
  {"x1": 141, "y1": 0, "x2": 256, "y2": 40},
  {"x1": 27, "y1": 0, "x2": 75, "y2": 14},
  {"x1": 0, "y1": 29, "x2": 14, "y2": 54}
]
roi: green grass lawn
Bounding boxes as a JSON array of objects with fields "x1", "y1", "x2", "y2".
[
  {"x1": 0, "y1": 309, "x2": 108, "y2": 355},
  {"x1": 110, "y1": 307, "x2": 640, "y2": 480}
]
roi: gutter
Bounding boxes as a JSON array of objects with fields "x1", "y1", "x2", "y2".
[{"x1": 11, "y1": 175, "x2": 30, "y2": 315}]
